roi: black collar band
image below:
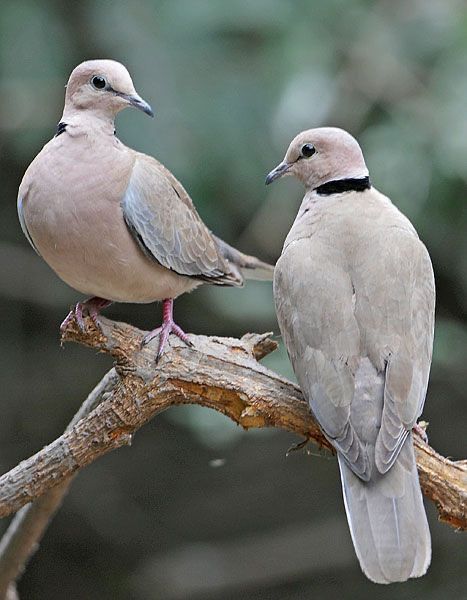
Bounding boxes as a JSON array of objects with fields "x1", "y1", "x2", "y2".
[
  {"x1": 315, "y1": 176, "x2": 371, "y2": 196},
  {"x1": 55, "y1": 122, "x2": 67, "y2": 137}
]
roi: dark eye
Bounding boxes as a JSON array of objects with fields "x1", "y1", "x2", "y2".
[
  {"x1": 301, "y1": 143, "x2": 316, "y2": 158},
  {"x1": 91, "y1": 76, "x2": 107, "y2": 90}
]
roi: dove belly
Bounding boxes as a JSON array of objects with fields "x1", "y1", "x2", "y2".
[{"x1": 21, "y1": 165, "x2": 199, "y2": 303}]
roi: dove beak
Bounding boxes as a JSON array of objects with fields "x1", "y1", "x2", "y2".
[
  {"x1": 127, "y1": 93, "x2": 154, "y2": 117},
  {"x1": 111, "y1": 87, "x2": 155, "y2": 117},
  {"x1": 265, "y1": 161, "x2": 291, "y2": 185}
]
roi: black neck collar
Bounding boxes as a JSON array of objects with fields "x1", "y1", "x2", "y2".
[
  {"x1": 55, "y1": 122, "x2": 67, "y2": 137},
  {"x1": 315, "y1": 176, "x2": 371, "y2": 196}
]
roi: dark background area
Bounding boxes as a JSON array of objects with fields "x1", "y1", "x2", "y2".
[{"x1": 0, "y1": 0, "x2": 466, "y2": 598}]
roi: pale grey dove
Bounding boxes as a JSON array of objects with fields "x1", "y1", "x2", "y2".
[
  {"x1": 267, "y1": 127, "x2": 434, "y2": 583},
  {"x1": 18, "y1": 60, "x2": 273, "y2": 357}
]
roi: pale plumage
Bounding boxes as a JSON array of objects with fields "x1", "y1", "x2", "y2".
[
  {"x1": 268, "y1": 127, "x2": 434, "y2": 583},
  {"x1": 18, "y1": 60, "x2": 273, "y2": 356}
]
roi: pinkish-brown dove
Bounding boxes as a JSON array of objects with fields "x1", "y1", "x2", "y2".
[
  {"x1": 267, "y1": 127, "x2": 434, "y2": 583},
  {"x1": 18, "y1": 60, "x2": 273, "y2": 357}
]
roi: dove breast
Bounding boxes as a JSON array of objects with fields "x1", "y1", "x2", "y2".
[{"x1": 18, "y1": 128, "x2": 201, "y2": 303}]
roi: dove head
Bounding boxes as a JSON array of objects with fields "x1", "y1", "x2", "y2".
[
  {"x1": 62, "y1": 59, "x2": 153, "y2": 123},
  {"x1": 266, "y1": 127, "x2": 368, "y2": 190}
]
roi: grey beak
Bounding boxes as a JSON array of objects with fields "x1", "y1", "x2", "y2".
[
  {"x1": 128, "y1": 93, "x2": 154, "y2": 117},
  {"x1": 265, "y1": 161, "x2": 291, "y2": 185}
]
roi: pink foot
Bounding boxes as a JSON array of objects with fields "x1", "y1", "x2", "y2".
[
  {"x1": 142, "y1": 298, "x2": 192, "y2": 360},
  {"x1": 413, "y1": 421, "x2": 428, "y2": 444},
  {"x1": 60, "y1": 297, "x2": 112, "y2": 334}
]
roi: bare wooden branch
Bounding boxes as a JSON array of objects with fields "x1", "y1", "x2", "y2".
[
  {"x1": 0, "y1": 317, "x2": 465, "y2": 534},
  {"x1": 0, "y1": 369, "x2": 119, "y2": 599}
]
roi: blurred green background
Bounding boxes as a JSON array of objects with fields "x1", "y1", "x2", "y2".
[{"x1": 1, "y1": 0, "x2": 466, "y2": 598}]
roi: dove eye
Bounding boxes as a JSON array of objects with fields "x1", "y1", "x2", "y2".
[
  {"x1": 91, "y1": 76, "x2": 107, "y2": 90},
  {"x1": 301, "y1": 143, "x2": 316, "y2": 158}
]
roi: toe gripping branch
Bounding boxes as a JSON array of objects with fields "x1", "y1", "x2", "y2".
[
  {"x1": 60, "y1": 297, "x2": 112, "y2": 334},
  {"x1": 141, "y1": 298, "x2": 192, "y2": 360}
]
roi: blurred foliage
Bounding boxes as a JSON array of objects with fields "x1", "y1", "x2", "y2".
[{"x1": 0, "y1": 0, "x2": 466, "y2": 598}]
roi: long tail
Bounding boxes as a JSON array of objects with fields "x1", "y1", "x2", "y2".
[
  {"x1": 213, "y1": 235, "x2": 275, "y2": 282},
  {"x1": 338, "y1": 436, "x2": 431, "y2": 584}
]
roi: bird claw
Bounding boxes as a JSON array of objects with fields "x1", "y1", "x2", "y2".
[
  {"x1": 142, "y1": 299, "x2": 192, "y2": 361},
  {"x1": 60, "y1": 303, "x2": 86, "y2": 334},
  {"x1": 60, "y1": 297, "x2": 111, "y2": 335},
  {"x1": 60, "y1": 308, "x2": 76, "y2": 334},
  {"x1": 413, "y1": 421, "x2": 429, "y2": 444},
  {"x1": 142, "y1": 320, "x2": 192, "y2": 361},
  {"x1": 286, "y1": 437, "x2": 311, "y2": 456}
]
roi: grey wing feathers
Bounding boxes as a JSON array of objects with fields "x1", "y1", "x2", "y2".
[
  {"x1": 301, "y1": 347, "x2": 371, "y2": 480},
  {"x1": 212, "y1": 235, "x2": 274, "y2": 281},
  {"x1": 121, "y1": 156, "x2": 241, "y2": 285},
  {"x1": 274, "y1": 246, "x2": 370, "y2": 480},
  {"x1": 374, "y1": 242, "x2": 435, "y2": 473}
]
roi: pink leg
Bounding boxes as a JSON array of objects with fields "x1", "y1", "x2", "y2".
[
  {"x1": 142, "y1": 298, "x2": 192, "y2": 360},
  {"x1": 413, "y1": 421, "x2": 428, "y2": 444},
  {"x1": 60, "y1": 297, "x2": 112, "y2": 334}
]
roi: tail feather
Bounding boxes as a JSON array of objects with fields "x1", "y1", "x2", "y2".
[
  {"x1": 213, "y1": 235, "x2": 275, "y2": 282},
  {"x1": 338, "y1": 437, "x2": 431, "y2": 584}
]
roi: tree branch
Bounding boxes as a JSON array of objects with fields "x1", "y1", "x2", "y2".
[
  {"x1": 0, "y1": 369, "x2": 119, "y2": 599},
  {"x1": 0, "y1": 316, "x2": 465, "y2": 540},
  {"x1": 0, "y1": 318, "x2": 330, "y2": 519}
]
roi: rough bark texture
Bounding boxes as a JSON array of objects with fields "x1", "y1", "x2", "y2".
[
  {"x1": 0, "y1": 317, "x2": 465, "y2": 598},
  {"x1": 0, "y1": 316, "x2": 464, "y2": 531}
]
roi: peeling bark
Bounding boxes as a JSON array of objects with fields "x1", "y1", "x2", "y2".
[{"x1": 0, "y1": 315, "x2": 465, "y2": 598}]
